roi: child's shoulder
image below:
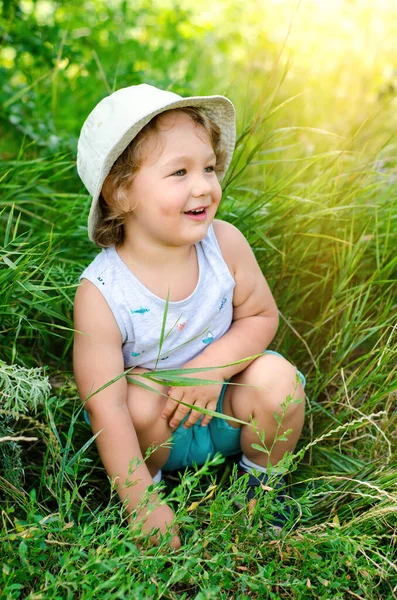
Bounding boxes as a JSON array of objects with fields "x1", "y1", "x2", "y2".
[
  {"x1": 80, "y1": 246, "x2": 113, "y2": 278},
  {"x1": 212, "y1": 219, "x2": 251, "y2": 276},
  {"x1": 212, "y1": 218, "x2": 244, "y2": 239},
  {"x1": 75, "y1": 247, "x2": 120, "y2": 330}
]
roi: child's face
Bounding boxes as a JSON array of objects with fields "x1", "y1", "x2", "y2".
[{"x1": 122, "y1": 111, "x2": 222, "y2": 247}]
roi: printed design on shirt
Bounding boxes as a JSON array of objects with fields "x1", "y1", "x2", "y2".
[
  {"x1": 97, "y1": 276, "x2": 105, "y2": 286},
  {"x1": 219, "y1": 296, "x2": 227, "y2": 310},
  {"x1": 175, "y1": 321, "x2": 187, "y2": 331},
  {"x1": 160, "y1": 356, "x2": 169, "y2": 360},
  {"x1": 131, "y1": 352, "x2": 141, "y2": 357},
  {"x1": 202, "y1": 331, "x2": 214, "y2": 344},
  {"x1": 130, "y1": 306, "x2": 150, "y2": 315}
]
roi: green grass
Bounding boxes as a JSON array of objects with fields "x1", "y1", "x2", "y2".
[{"x1": 1, "y1": 1, "x2": 397, "y2": 598}]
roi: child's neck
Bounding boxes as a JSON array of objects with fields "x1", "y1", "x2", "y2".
[
  {"x1": 116, "y1": 232, "x2": 200, "y2": 302},
  {"x1": 117, "y1": 234, "x2": 195, "y2": 270}
]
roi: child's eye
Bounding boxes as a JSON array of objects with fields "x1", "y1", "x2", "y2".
[{"x1": 171, "y1": 165, "x2": 216, "y2": 177}]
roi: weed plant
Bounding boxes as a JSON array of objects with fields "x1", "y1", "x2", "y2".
[{"x1": 1, "y1": 2, "x2": 396, "y2": 598}]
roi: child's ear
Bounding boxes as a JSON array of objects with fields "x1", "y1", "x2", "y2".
[
  {"x1": 100, "y1": 179, "x2": 112, "y2": 205},
  {"x1": 124, "y1": 196, "x2": 140, "y2": 215}
]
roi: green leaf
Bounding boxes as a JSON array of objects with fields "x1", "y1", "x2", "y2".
[
  {"x1": 4, "y1": 205, "x2": 15, "y2": 247},
  {"x1": 2, "y1": 255, "x2": 17, "y2": 269},
  {"x1": 145, "y1": 374, "x2": 228, "y2": 386},
  {"x1": 273, "y1": 411, "x2": 281, "y2": 425},
  {"x1": 150, "y1": 354, "x2": 264, "y2": 376},
  {"x1": 66, "y1": 430, "x2": 102, "y2": 470},
  {"x1": 251, "y1": 443, "x2": 268, "y2": 454},
  {"x1": 155, "y1": 287, "x2": 170, "y2": 370}
]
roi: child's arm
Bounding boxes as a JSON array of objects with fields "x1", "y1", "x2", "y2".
[
  {"x1": 162, "y1": 220, "x2": 279, "y2": 428},
  {"x1": 74, "y1": 280, "x2": 179, "y2": 547},
  {"x1": 186, "y1": 218, "x2": 279, "y2": 377}
]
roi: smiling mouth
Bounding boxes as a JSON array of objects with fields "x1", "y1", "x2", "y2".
[{"x1": 184, "y1": 207, "x2": 207, "y2": 215}]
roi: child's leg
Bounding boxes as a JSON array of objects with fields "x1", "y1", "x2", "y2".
[
  {"x1": 221, "y1": 353, "x2": 305, "y2": 467},
  {"x1": 126, "y1": 368, "x2": 173, "y2": 476}
]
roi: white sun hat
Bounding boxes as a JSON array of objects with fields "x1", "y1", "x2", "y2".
[{"x1": 77, "y1": 83, "x2": 236, "y2": 241}]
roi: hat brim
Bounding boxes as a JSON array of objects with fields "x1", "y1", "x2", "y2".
[{"x1": 87, "y1": 94, "x2": 236, "y2": 242}]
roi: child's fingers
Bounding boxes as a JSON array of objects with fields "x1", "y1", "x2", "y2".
[
  {"x1": 162, "y1": 388, "x2": 179, "y2": 419},
  {"x1": 185, "y1": 398, "x2": 218, "y2": 429},
  {"x1": 183, "y1": 404, "x2": 207, "y2": 429},
  {"x1": 169, "y1": 402, "x2": 191, "y2": 429},
  {"x1": 162, "y1": 399, "x2": 177, "y2": 419},
  {"x1": 200, "y1": 399, "x2": 217, "y2": 427}
]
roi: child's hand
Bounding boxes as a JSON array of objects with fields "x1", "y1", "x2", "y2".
[
  {"x1": 162, "y1": 371, "x2": 225, "y2": 429},
  {"x1": 132, "y1": 503, "x2": 181, "y2": 550}
]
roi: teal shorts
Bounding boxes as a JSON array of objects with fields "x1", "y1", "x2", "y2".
[
  {"x1": 83, "y1": 350, "x2": 306, "y2": 472},
  {"x1": 163, "y1": 350, "x2": 305, "y2": 471}
]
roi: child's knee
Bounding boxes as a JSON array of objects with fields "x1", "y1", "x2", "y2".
[
  {"x1": 241, "y1": 354, "x2": 305, "y2": 415},
  {"x1": 264, "y1": 357, "x2": 305, "y2": 416},
  {"x1": 126, "y1": 372, "x2": 168, "y2": 433}
]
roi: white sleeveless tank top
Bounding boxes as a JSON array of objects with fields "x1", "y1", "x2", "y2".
[{"x1": 79, "y1": 224, "x2": 236, "y2": 370}]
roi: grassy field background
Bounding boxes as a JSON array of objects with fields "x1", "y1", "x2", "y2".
[{"x1": 1, "y1": 1, "x2": 396, "y2": 598}]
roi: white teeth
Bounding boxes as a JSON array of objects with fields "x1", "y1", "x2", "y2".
[{"x1": 185, "y1": 207, "x2": 206, "y2": 215}]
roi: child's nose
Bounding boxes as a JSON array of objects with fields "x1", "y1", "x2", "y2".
[{"x1": 191, "y1": 172, "x2": 213, "y2": 197}]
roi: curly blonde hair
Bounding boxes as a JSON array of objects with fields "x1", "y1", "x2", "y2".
[{"x1": 93, "y1": 106, "x2": 227, "y2": 247}]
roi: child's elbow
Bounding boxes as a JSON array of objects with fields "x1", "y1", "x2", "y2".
[
  {"x1": 258, "y1": 308, "x2": 279, "y2": 343},
  {"x1": 273, "y1": 310, "x2": 280, "y2": 332},
  {"x1": 268, "y1": 311, "x2": 279, "y2": 341},
  {"x1": 85, "y1": 402, "x2": 131, "y2": 431}
]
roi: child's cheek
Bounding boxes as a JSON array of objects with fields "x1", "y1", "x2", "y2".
[
  {"x1": 214, "y1": 181, "x2": 222, "y2": 204},
  {"x1": 161, "y1": 200, "x2": 184, "y2": 217}
]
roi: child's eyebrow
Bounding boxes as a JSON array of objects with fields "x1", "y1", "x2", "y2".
[{"x1": 162, "y1": 152, "x2": 216, "y2": 168}]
